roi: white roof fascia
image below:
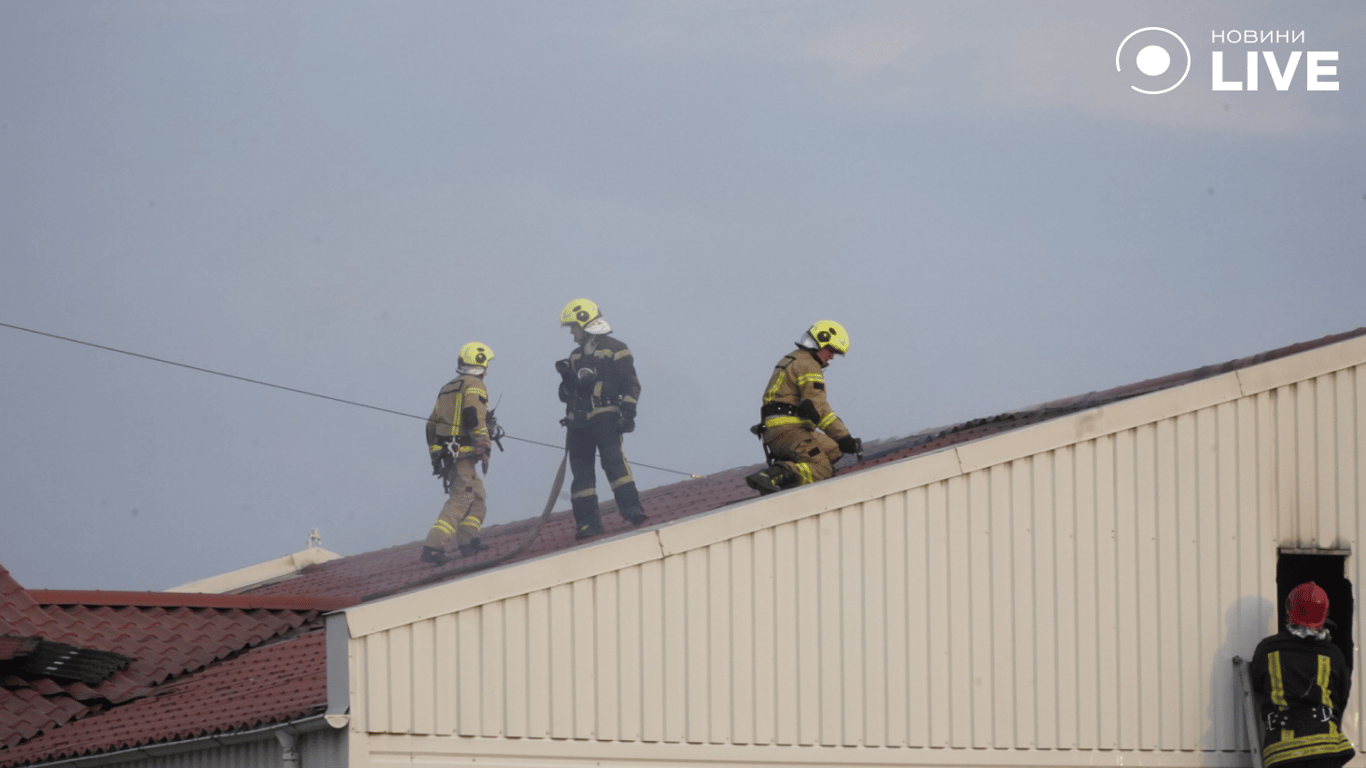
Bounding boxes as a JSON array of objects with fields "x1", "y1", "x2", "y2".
[
  {"x1": 343, "y1": 446, "x2": 964, "y2": 638},
  {"x1": 1236, "y1": 332, "x2": 1366, "y2": 396},
  {"x1": 959, "y1": 332, "x2": 1366, "y2": 474},
  {"x1": 955, "y1": 371, "x2": 1243, "y2": 474},
  {"x1": 166, "y1": 547, "x2": 342, "y2": 593}
]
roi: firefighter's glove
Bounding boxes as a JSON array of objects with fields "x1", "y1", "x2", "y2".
[
  {"x1": 555, "y1": 358, "x2": 574, "y2": 386},
  {"x1": 618, "y1": 402, "x2": 636, "y2": 433},
  {"x1": 837, "y1": 436, "x2": 862, "y2": 456},
  {"x1": 474, "y1": 443, "x2": 491, "y2": 475},
  {"x1": 430, "y1": 445, "x2": 453, "y2": 476}
]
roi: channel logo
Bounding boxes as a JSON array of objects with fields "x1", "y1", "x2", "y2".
[{"x1": 1116, "y1": 27, "x2": 1191, "y2": 94}]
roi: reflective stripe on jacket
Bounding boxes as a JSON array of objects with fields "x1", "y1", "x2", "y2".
[
  {"x1": 1251, "y1": 630, "x2": 1356, "y2": 768},
  {"x1": 426, "y1": 373, "x2": 490, "y2": 454},
  {"x1": 560, "y1": 335, "x2": 640, "y2": 426},
  {"x1": 760, "y1": 348, "x2": 849, "y2": 440}
]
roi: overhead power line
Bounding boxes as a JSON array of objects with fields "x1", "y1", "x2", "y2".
[{"x1": 0, "y1": 321, "x2": 701, "y2": 478}]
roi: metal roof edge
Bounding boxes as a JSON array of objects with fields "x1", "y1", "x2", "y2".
[
  {"x1": 343, "y1": 532, "x2": 666, "y2": 637},
  {"x1": 953, "y1": 332, "x2": 1366, "y2": 474},
  {"x1": 26, "y1": 590, "x2": 358, "y2": 612},
  {"x1": 14, "y1": 714, "x2": 335, "y2": 768},
  {"x1": 165, "y1": 547, "x2": 343, "y2": 594},
  {"x1": 342, "y1": 448, "x2": 968, "y2": 638}
]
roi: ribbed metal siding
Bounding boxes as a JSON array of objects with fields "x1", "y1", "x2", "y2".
[{"x1": 354, "y1": 364, "x2": 1363, "y2": 759}]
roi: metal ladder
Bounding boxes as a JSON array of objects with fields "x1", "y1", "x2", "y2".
[{"x1": 1233, "y1": 656, "x2": 1265, "y2": 768}]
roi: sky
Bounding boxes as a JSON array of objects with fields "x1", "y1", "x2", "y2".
[{"x1": 2, "y1": 1, "x2": 1363, "y2": 591}]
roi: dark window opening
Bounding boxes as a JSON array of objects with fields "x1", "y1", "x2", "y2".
[{"x1": 1277, "y1": 551, "x2": 1354, "y2": 674}]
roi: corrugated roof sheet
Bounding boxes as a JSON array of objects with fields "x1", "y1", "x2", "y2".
[{"x1": 4, "y1": 326, "x2": 1363, "y2": 766}]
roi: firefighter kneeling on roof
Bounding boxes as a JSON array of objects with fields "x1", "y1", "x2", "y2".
[
  {"x1": 746, "y1": 320, "x2": 861, "y2": 495},
  {"x1": 421, "y1": 341, "x2": 495, "y2": 566}
]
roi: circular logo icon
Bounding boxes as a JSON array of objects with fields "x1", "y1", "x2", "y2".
[{"x1": 1116, "y1": 27, "x2": 1190, "y2": 94}]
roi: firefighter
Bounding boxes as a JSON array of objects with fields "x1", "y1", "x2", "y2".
[
  {"x1": 1249, "y1": 581, "x2": 1356, "y2": 768},
  {"x1": 745, "y1": 320, "x2": 861, "y2": 495},
  {"x1": 421, "y1": 341, "x2": 495, "y2": 565},
  {"x1": 555, "y1": 299, "x2": 648, "y2": 539}
]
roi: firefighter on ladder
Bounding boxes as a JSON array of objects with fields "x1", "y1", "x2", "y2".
[
  {"x1": 1250, "y1": 581, "x2": 1355, "y2": 768},
  {"x1": 556, "y1": 298, "x2": 649, "y2": 539},
  {"x1": 421, "y1": 341, "x2": 495, "y2": 565},
  {"x1": 745, "y1": 320, "x2": 861, "y2": 495}
]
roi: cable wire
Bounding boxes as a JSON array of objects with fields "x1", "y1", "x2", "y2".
[{"x1": 0, "y1": 321, "x2": 702, "y2": 478}]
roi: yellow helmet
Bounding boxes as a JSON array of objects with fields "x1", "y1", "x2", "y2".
[
  {"x1": 458, "y1": 341, "x2": 494, "y2": 368},
  {"x1": 559, "y1": 298, "x2": 601, "y2": 328},
  {"x1": 804, "y1": 320, "x2": 850, "y2": 354}
]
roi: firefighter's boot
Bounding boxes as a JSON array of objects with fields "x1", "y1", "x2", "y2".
[
  {"x1": 745, "y1": 464, "x2": 799, "y2": 496},
  {"x1": 572, "y1": 493, "x2": 605, "y2": 540},
  {"x1": 421, "y1": 546, "x2": 450, "y2": 566},
  {"x1": 576, "y1": 521, "x2": 605, "y2": 540},
  {"x1": 620, "y1": 505, "x2": 648, "y2": 527},
  {"x1": 459, "y1": 538, "x2": 489, "y2": 557}
]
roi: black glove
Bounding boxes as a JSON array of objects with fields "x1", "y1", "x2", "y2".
[
  {"x1": 837, "y1": 436, "x2": 862, "y2": 456},
  {"x1": 617, "y1": 416, "x2": 635, "y2": 433},
  {"x1": 430, "y1": 445, "x2": 453, "y2": 476},
  {"x1": 555, "y1": 358, "x2": 574, "y2": 387}
]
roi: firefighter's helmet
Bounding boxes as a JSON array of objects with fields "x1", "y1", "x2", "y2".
[
  {"x1": 1287, "y1": 581, "x2": 1329, "y2": 629},
  {"x1": 560, "y1": 299, "x2": 600, "y2": 328},
  {"x1": 458, "y1": 341, "x2": 494, "y2": 370},
  {"x1": 798, "y1": 320, "x2": 850, "y2": 355},
  {"x1": 560, "y1": 298, "x2": 611, "y2": 335}
]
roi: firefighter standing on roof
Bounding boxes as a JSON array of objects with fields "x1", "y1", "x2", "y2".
[
  {"x1": 421, "y1": 342, "x2": 495, "y2": 566},
  {"x1": 746, "y1": 320, "x2": 861, "y2": 495},
  {"x1": 1250, "y1": 581, "x2": 1356, "y2": 768},
  {"x1": 555, "y1": 299, "x2": 648, "y2": 539}
]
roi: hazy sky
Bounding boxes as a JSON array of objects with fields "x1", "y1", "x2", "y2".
[{"x1": 3, "y1": 1, "x2": 1363, "y2": 591}]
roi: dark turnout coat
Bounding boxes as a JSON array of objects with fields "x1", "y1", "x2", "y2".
[{"x1": 1250, "y1": 629, "x2": 1355, "y2": 768}]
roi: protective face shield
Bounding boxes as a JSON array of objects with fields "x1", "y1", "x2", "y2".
[
  {"x1": 1287, "y1": 581, "x2": 1329, "y2": 629},
  {"x1": 796, "y1": 320, "x2": 850, "y2": 355},
  {"x1": 457, "y1": 341, "x2": 494, "y2": 375}
]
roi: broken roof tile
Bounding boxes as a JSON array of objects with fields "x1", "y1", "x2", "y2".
[{"x1": 0, "y1": 565, "x2": 346, "y2": 763}]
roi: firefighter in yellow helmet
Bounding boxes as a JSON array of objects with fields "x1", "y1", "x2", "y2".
[
  {"x1": 421, "y1": 341, "x2": 495, "y2": 565},
  {"x1": 745, "y1": 320, "x2": 861, "y2": 495},
  {"x1": 555, "y1": 299, "x2": 648, "y2": 539}
]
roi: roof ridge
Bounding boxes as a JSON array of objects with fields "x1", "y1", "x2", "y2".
[{"x1": 26, "y1": 591, "x2": 357, "y2": 612}]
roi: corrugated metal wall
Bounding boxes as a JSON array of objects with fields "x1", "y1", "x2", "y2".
[{"x1": 349, "y1": 356, "x2": 1363, "y2": 765}]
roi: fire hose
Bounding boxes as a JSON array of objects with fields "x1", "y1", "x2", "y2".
[{"x1": 362, "y1": 437, "x2": 567, "y2": 602}]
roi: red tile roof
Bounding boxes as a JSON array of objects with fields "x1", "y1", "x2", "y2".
[
  {"x1": 0, "y1": 630, "x2": 326, "y2": 767},
  {"x1": 0, "y1": 565, "x2": 349, "y2": 766},
  {"x1": 4, "y1": 326, "x2": 1363, "y2": 766}
]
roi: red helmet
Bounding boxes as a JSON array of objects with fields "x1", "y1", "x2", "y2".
[{"x1": 1287, "y1": 581, "x2": 1329, "y2": 629}]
